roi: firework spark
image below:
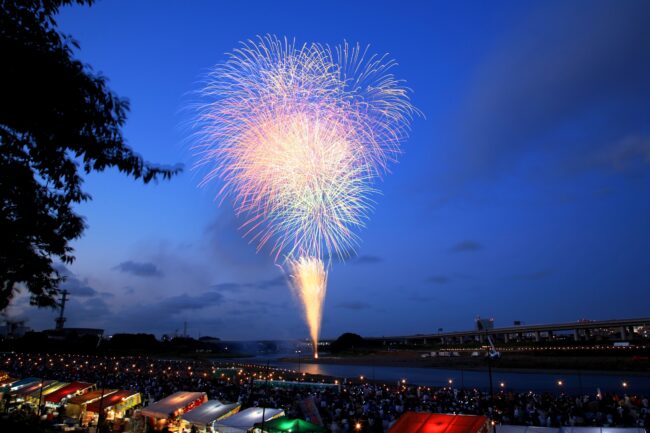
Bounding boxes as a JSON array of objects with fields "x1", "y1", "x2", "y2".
[
  {"x1": 288, "y1": 256, "x2": 327, "y2": 358},
  {"x1": 194, "y1": 35, "x2": 417, "y2": 356}
]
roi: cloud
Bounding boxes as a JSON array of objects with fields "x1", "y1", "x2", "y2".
[
  {"x1": 113, "y1": 261, "x2": 163, "y2": 277},
  {"x1": 211, "y1": 275, "x2": 286, "y2": 292},
  {"x1": 449, "y1": 240, "x2": 482, "y2": 253},
  {"x1": 336, "y1": 301, "x2": 371, "y2": 310},
  {"x1": 160, "y1": 291, "x2": 224, "y2": 312},
  {"x1": 55, "y1": 264, "x2": 98, "y2": 297},
  {"x1": 427, "y1": 275, "x2": 450, "y2": 284},
  {"x1": 103, "y1": 290, "x2": 225, "y2": 334},
  {"x1": 353, "y1": 255, "x2": 382, "y2": 265}
]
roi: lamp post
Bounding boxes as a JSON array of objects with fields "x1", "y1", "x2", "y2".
[
  {"x1": 37, "y1": 355, "x2": 46, "y2": 417},
  {"x1": 261, "y1": 361, "x2": 270, "y2": 433},
  {"x1": 96, "y1": 364, "x2": 107, "y2": 433},
  {"x1": 484, "y1": 330, "x2": 495, "y2": 433}
]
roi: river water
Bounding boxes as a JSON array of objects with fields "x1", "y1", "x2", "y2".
[{"x1": 226, "y1": 354, "x2": 650, "y2": 394}]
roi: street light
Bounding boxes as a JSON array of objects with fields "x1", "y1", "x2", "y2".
[
  {"x1": 622, "y1": 381, "x2": 628, "y2": 389},
  {"x1": 557, "y1": 380, "x2": 563, "y2": 387},
  {"x1": 499, "y1": 382, "x2": 505, "y2": 388}
]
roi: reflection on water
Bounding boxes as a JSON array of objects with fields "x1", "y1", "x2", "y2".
[{"x1": 241, "y1": 357, "x2": 650, "y2": 394}]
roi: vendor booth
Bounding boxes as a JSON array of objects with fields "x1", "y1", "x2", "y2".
[
  {"x1": 141, "y1": 391, "x2": 207, "y2": 431},
  {"x1": 45, "y1": 381, "x2": 95, "y2": 407},
  {"x1": 6, "y1": 377, "x2": 39, "y2": 392},
  {"x1": 0, "y1": 371, "x2": 16, "y2": 387},
  {"x1": 181, "y1": 400, "x2": 241, "y2": 432},
  {"x1": 213, "y1": 407, "x2": 285, "y2": 433},
  {"x1": 388, "y1": 413, "x2": 490, "y2": 433},
  {"x1": 254, "y1": 417, "x2": 327, "y2": 433},
  {"x1": 0, "y1": 375, "x2": 18, "y2": 392},
  {"x1": 24, "y1": 381, "x2": 69, "y2": 406},
  {"x1": 12, "y1": 379, "x2": 58, "y2": 403},
  {"x1": 83, "y1": 389, "x2": 142, "y2": 425},
  {"x1": 66, "y1": 389, "x2": 117, "y2": 419}
]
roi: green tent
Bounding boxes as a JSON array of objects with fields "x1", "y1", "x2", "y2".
[{"x1": 255, "y1": 417, "x2": 327, "y2": 433}]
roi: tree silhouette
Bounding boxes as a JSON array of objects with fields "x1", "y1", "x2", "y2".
[{"x1": 0, "y1": 0, "x2": 181, "y2": 310}]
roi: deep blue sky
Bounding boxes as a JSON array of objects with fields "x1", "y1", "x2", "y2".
[{"x1": 11, "y1": 0, "x2": 650, "y2": 339}]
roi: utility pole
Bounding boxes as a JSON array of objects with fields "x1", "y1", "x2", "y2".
[{"x1": 55, "y1": 290, "x2": 69, "y2": 330}]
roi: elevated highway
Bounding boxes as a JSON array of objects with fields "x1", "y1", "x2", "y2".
[{"x1": 364, "y1": 317, "x2": 650, "y2": 345}]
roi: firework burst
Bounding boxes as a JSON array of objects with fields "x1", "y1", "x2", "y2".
[{"x1": 194, "y1": 35, "x2": 417, "y2": 356}]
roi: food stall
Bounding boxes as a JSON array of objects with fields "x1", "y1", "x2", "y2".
[
  {"x1": 181, "y1": 400, "x2": 241, "y2": 433},
  {"x1": 44, "y1": 381, "x2": 95, "y2": 408},
  {"x1": 213, "y1": 407, "x2": 285, "y2": 433},
  {"x1": 387, "y1": 413, "x2": 490, "y2": 433},
  {"x1": 83, "y1": 389, "x2": 142, "y2": 426},
  {"x1": 140, "y1": 391, "x2": 208, "y2": 431},
  {"x1": 24, "y1": 381, "x2": 69, "y2": 406},
  {"x1": 66, "y1": 389, "x2": 118, "y2": 419},
  {"x1": 254, "y1": 417, "x2": 327, "y2": 433}
]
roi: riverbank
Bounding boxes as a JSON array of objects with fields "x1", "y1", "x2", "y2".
[{"x1": 280, "y1": 350, "x2": 650, "y2": 374}]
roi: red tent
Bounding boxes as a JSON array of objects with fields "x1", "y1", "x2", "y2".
[
  {"x1": 45, "y1": 381, "x2": 94, "y2": 404},
  {"x1": 85, "y1": 390, "x2": 140, "y2": 413},
  {"x1": 388, "y1": 413, "x2": 490, "y2": 433}
]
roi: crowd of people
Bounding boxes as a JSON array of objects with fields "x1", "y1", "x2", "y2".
[{"x1": 2, "y1": 353, "x2": 648, "y2": 432}]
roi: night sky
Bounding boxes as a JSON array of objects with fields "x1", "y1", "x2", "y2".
[{"x1": 10, "y1": 0, "x2": 650, "y2": 340}]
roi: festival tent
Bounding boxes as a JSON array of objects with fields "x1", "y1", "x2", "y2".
[
  {"x1": 0, "y1": 371, "x2": 16, "y2": 387},
  {"x1": 83, "y1": 390, "x2": 142, "y2": 425},
  {"x1": 85, "y1": 390, "x2": 142, "y2": 415},
  {"x1": 388, "y1": 413, "x2": 490, "y2": 433},
  {"x1": 45, "y1": 381, "x2": 94, "y2": 406},
  {"x1": 497, "y1": 426, "x2": 559, "y2": 433},
  {"x1": 213, "y1": 407, "x2": 285, "y2": 433},
  {"x1": 141, "y1": 391, "x2": 208, "y2": 420},
  {"x1": 24, "y1": 381, "x2": 69, "y2": 405},
  {"x1": 66, "y1": 389, "x2": 118, "y2": 418},
  {"x1": 181, "y1": 400, "x2": 241, "y2": 432},
  {"x1": 0, "y1": 375, "x2": 18, "y2": 391},
  {"x1": 12, "y1": 379, "x2": 58, "y2": 401},
  {"x1": 6, "y1": 377, "x2": 39, "y2": 392},
  {"x1": 254, "y1": 417, "x2": 328, "y2": 433}
]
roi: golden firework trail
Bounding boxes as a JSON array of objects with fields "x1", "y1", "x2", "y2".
[{"x1": 194, "y1": 35, "x2": 417, "y2": 357}]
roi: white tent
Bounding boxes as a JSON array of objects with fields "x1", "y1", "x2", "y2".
[
  {"x1": 213, "y1": 407, "x2": 285, "y2": 433},
  {"x1": 182, "y1": 400, "x2": 241, "y2": 429},
  {"x1": 141, "y1": 391, "x2": 207, "y2": 419}
]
